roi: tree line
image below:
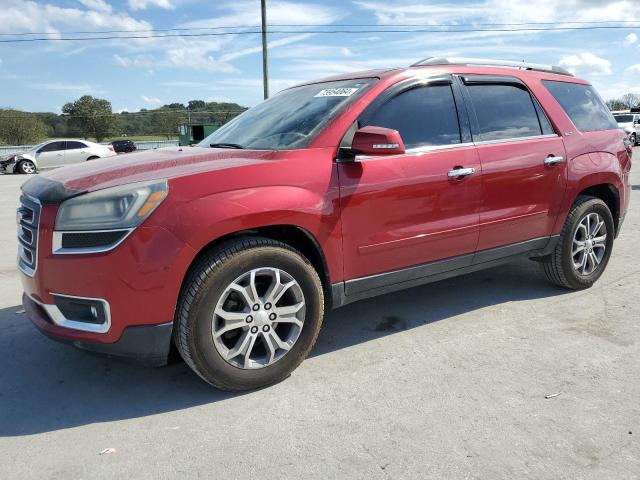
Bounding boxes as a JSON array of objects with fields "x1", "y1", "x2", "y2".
[
  {"x1": 0, "y1": 96, "x2": 247, "y2": 145},
  {"x1": 605, "y1": 93, "x2": 640, "y2": 111}
]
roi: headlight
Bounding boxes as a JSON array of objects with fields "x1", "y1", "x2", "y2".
[{"x1": 55, "y1": 180, "x2": 168, "y2": 231}]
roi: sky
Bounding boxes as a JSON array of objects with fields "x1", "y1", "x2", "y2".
[{"x1": 0, "y1": 0, "x2": 639, "y2": 113}]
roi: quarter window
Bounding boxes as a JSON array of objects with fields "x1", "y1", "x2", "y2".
[
  {"x1": 543, "y1": 80, "x2": 618, "y2": 132},
  {"x1": 361, "y1": 85, "x2": 462, "y2": 149},
  {"x1": 467, "y1": 84, "x2": 543, "y2": 141}
]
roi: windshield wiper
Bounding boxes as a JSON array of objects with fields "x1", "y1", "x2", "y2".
[{"x1": 210, "y1": 143, "x2": 245, "y2": 149}]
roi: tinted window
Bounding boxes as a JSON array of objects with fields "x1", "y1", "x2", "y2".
[
  {"x1": 533, "y1": 99, "x2": 555, "y2": 135},
  {"x1": 543, "y1": 81, "x2": 617, "y2": 132},
  {"x1": 467, "y1": 84, "x2": 542, "y2": 141},
  {"x1": 38, "y1": 141, "x2": 65, "y2": 153},
  {"x1": 361, "y1": 85, "x2": 461, "y2": 148},
  {"x1": 66, "y1": 141, "x2": 87, "y2": 150},
  {"x1": 614, "y1": 115, "x2": 633, "y2": 123}
]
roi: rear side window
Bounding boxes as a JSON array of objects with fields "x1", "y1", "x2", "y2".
[
  {"x1": 542, "y1": 81, "x2": 617, "y2": 132},
  {"x1": 466, "y1": 84, "x2": 543, "y2": 141},
  {"x1": 66, "y1": 141, "x2": 87, "y2": 150},
  {"x1": 361, "y1": 85, "x2": 461, "y2": 149}
]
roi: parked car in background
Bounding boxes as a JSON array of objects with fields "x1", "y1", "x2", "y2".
[
  {"x1": 19, "y1": 58, "x2": 631, "y2": 391},
  {"x1": 612, "y1": 110, "x2": 640, "y2": 145},
  {"x1": 1, "y1": 139, "x2": 116, "y2": 174},
  {"x1": 111, "y1": 139, "x2": 137, "y2": 153}
]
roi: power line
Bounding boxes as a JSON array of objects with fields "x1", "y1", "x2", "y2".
[
  {"x1": 1, "y1": 24, "x2": 639, "y2": 43},
  {"x1": 2, "y1": 20, "x2": 640, "y2": 37}
]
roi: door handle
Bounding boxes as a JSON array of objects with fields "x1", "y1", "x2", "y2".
[
  {"x1": 448, "y1": 167, "x2": 475, "y2": 178},
  {"x1": 544, "y1": 155, "x2": 564, "y2": 166},
  {"x1": 56, "y1": 154, "x2": 63, "y2": 157}
]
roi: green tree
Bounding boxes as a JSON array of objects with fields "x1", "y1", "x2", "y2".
[
  {"x1": 62, "y1": 95, "x2": 120, "y2": 142},
  {"x1": 152, "y1": 109, "x2": 185, "y2": 139},
  {"x1": 0, "y1": 109, "x2": 49, "y2": 145}
]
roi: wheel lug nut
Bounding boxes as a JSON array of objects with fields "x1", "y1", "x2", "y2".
[
  {"x1": 264, "y1": 303, "x2": 272, "y2": 310},
  {"x1": 263, "y1": 325, "x2": 270, "y2": 332},
  {"x1": 246, "y1": 315, "x2": 253, "y2": 323},
  {"x1": 250, "y1": 326, "x2": 258, "y2": 334},
  {"x1": 252, "y1": 304, "x2": 260, "y2": 311},
  {"x1": 269, "y1": 313, "x2": 276, "y2": 320}
]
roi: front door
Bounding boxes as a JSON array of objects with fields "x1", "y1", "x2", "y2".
[
  {"x1": 338, "y1": 81, "x2": 482, "y2": 293},
  {"x1": 35, "y1": 141, "x2": 66, "y2": 168},
  {"x1": 460, "y1": 77, "x2": 567, "y2": 251}
]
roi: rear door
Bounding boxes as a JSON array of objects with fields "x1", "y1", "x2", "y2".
[
  {"x1": 35, "y1": 141, "x2": 66, "y2": 168},
  {"x1": 459, "y1": 76, "x2": 567, "y2": 252},
  {"x1": 338, "y1": 78, "x2": 482, "y2": 290},
  {"x1": 64, "y1": 141, "x2": 89, "y2": 164}
]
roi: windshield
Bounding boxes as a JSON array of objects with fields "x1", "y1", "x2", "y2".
[
  {"x1": 199, "y1": 79, "x2": 376, "y2": 150},
  {"x1": 614, "y1": 115, "x2": 633, "y2": 123}
]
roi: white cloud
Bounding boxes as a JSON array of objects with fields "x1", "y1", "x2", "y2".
[
  {"x1": 0, "y1": 0, "x2": 151, "y2": 36},
  {"x1": 219, "y1": 34, "x2": 313, "y2": 62},
  {"x1": 113, "y1": 54, "x2": 154, "y2": 68},
  {"x1": 182, "y1": 0, "x2": 343, "y2": 29},
  {"x1": 625, "y1": 64, "x2": 640, "y2": 75},
  {"x1": 355, "y1": 0, "x2": 640, "y2": 25},
  {"x1": 558, "y1": 52, "x2": 612, "y2": 76},
  {"x1": 624, "y1": 33, "x2": 638, "y2": 46},
  {"x1": 29, "y1": 82, "x2": 96, "y2": 93},
  {"x1": 141, "y1": 95, "x2": 163, "y2": 105},
  {"x1": 77, "y1": 0, "x2": 112, "y2": 13},
  {"x1": 127, "y1": 0, "x2": 173, "y2": 11}
]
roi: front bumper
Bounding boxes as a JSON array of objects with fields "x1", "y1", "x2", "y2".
[{"x1": 24, "y1": 294, "x2": 173, "y2": 366}]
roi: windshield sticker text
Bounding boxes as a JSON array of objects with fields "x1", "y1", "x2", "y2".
[{"x1": 314, "y1": 88, "x2": 360, "y2": 98}]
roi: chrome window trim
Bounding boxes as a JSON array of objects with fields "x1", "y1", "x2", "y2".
[
  {"x1": 473, "y1": 133, "x2": 560, "y2": 146},
  {"x1": 28, "y1": 292, "x2": 111, "y2": 334},
  {"x1": 354, "y1": 141, "x2": 475, "y2": 161},
  {"x1": 52, "y1": 228, "x2": 134, "y2": 255}
]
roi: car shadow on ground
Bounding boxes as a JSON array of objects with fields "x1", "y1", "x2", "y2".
[{"x1": 0, "y1": 258, "x2": 564, "y2": 437}]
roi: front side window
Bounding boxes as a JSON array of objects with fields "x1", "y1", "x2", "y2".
[
  {"x1": 467, "y1": 84, "x2": 542, "y2": 141},
  {"x1": 199, "y1": 79, "x2": 376, "y2": 150},
  {"x1": 360, "y1": 85, "x2": 462, "y2": 149},
  {"x1": 543, "y1": 81, "x2": 617, "y2": 132},
  {"x1": 38, "y1": 141, "x2": 65, "y2": 153}
]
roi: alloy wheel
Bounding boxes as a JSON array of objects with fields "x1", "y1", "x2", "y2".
[
  {"x1": 212, "y1": 267, "x2": 306, "y2": 369},
  {"x1": 572, "y1": 212, "x2": 607, "y2": 276}
]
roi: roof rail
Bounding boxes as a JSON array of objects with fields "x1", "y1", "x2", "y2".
[{"x1": 411, "y1": 57, "x2": 573, "y2": 76}]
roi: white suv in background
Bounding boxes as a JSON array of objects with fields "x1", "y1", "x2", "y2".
[
  {"x1": 612, "y1": 111, "x2": 640, "y2": 145},
  {"x1": 0, "y1": 139, "x2": 117, "y2": 174}
]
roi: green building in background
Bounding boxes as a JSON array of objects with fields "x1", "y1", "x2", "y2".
[{"x1": 178, "y1": 123, "x2": 221, "y2": 146}]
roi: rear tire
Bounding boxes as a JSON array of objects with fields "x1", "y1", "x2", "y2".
[
  {"x1": 174, "y1": 237, "x2": 324, "y2": 391},
  {"x1": 541, "y1": 196, "x2": 614, "y2": 290}
]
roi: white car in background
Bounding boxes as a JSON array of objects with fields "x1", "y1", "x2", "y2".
[
  {"x1": 612, "y1": 110, "x2": 640, "y2": 146},
  {"x1": 0, "y1": 139, "x2": 117, "y2": 174}
]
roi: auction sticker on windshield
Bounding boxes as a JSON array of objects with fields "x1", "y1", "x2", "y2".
[{"x1": 314, "y1": 87, "x2": 360, "y2": 97}]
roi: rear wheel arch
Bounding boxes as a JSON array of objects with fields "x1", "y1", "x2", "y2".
[{"x1": 576, "y1": 183, "x2": 620, "y2": 234}]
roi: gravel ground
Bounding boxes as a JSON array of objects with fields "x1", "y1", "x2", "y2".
[{"x1": 0, "y1": 153, "x2": 638, "y2": 479}]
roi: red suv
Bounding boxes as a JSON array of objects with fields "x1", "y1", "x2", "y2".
[{"x1": 18, "y1": 58, "x2": 632, "y2": 390}]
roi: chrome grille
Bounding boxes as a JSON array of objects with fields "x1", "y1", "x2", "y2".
[{"x1": 17, "y1": 195, "x2": 41, "y2": 276}]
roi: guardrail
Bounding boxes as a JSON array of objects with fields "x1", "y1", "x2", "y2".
[{"x1": 0, "y1": 140, "x2": 179, "y2": 156}]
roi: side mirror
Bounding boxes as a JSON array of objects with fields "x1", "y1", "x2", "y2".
[{"x1": 350, "y1": 126, "x2": 406, "y2": 157}]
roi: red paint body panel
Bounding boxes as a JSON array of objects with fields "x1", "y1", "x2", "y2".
[{"x1": 20, "y1": 64, "x2": 631, "y2": 349}]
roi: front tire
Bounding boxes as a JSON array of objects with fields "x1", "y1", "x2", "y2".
[
  {"x1": 631, "y1": 133, "x2": 637, "y2": 146},
  {"x1": 174, "y1": 237, "x2": 324, "y2": 391},
  {"x1": 15, "y1": 160, "x2": 36, "y2": 174},
  {"x1": 541, "y1": 196, "x2": 614, "y2": 290}
]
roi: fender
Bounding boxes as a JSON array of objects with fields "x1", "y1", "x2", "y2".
[
  {"x1": 552, "y1": 152, "x2": 624, "y2": 234},
  {"x1": 153, "y1": 181, "x2": 344, "y2": 286}
]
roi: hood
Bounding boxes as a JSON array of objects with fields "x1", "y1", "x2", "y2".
[{"x1": 22, "y1": 147, "x2": 275, "y2": 203}]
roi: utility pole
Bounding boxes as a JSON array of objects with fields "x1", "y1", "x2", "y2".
[{"x1": 261, "y1": 0, "x2": 269, "y2": 99}]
